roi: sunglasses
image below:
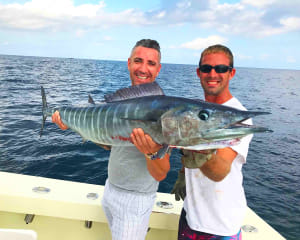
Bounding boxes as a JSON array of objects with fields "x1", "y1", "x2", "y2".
[{"x1": 199, "y1": 64, "x2": 232, "y2": 73}]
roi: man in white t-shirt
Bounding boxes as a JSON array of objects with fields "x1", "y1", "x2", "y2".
[{"x1": 171, "y1": 44, "x2": 252, "y2": 240}]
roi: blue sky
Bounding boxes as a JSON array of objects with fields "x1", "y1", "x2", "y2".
[{"x1": 0, "y1": 0, "x2": 299, "y2": 70}]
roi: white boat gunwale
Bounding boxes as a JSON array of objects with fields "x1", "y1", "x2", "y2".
[{"x1": 0, "y1": 171, "x2": 285, "y2": 240}]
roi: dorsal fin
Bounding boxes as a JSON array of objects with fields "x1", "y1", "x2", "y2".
[
  {"x1": 104, "y1": 82, "x2": 164, "y2": 103},
  {"x1": 88, "y1": 94, "x2": 96, "y2": 104}
]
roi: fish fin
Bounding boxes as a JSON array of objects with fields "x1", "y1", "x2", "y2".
[
  {"x1": 193, "y1": 98, "x2": 206, "y2": 103},
  {"x1": 156, "y1": 144, "x2": 170, "y2": 159},
  {"x1": 88, "y1": 94, "x2": 96, "y2": 104},
  {"x1": 148, "y1": 144, "x2": 170, "y2": 160},
  {"x1": 104, "y1": 82, "x2": 164, "y2": 102},
  {"x1": 40, "y1": 86, "x2": 48, "y2": 138}
]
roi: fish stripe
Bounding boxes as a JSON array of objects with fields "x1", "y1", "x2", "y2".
[
  {"x1": 83, "y1": 107, "x2": 88, "y2": 138},
  {"x1": 91, "y1": 107, "x2": 97, "y2": 142},
  {"x1": 104, "y1": 106, "x2": 111, "y2": 142},
  {"x1": 112, "y1": 103, "x2": 121, "y2": 140},
  {"x1": 97, "y1": 107, "x2": 104, "y2": 143},
  {"x1": 124, "y1": 102, "x2": 132, "y2": 137},
  {"x1": 67, "y1": 107, "x2": 71, "y2": 128},
  {"x1": 78, "y1": 108, "x2": 84, "y2": 135}
]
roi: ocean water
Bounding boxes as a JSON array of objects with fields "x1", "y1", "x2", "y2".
[{"x1": 0, "y1": 54, "x2": 299, "y2": 240}]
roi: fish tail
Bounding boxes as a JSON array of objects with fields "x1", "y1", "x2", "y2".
[{"x1": 40, "y1": 86, "x2": 48, "y2": 138}]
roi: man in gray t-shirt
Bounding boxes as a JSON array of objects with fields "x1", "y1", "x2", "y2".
[{"x1": 52, "y1": 39, "x2": 171, "y2": 240}]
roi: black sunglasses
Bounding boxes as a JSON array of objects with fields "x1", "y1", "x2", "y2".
[{"x1": 199, "y1": 64, "x2": 232, "y2": 73}]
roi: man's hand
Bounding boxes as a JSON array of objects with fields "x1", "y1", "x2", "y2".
[
  {"x1": 171, "y1": 170, "x2": 186, "y2": 201},
  {"x1": 130, "y1": 128, "x2": 162, "y2": 155},
  {"x1": 131, "y1": 128, "x2": 170, "y2": 181},
  {"x1": 182, "y1": 149, "x2": 216, "y2": 169},
  {"x1": 52, "y1": 111, "x2": 68, "y2": 130}
]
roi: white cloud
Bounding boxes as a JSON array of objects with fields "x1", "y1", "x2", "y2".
[
  {"x1": 280, "y1": 17, "x2": 300, "y2": 31},
  {"x1": 242, "y1": 0, "x2": 276, "y2": 8},
  {"x1": 0, "y1": 0, "x2": 299, "y2": 38},
  {"x1": 163, "y1": 0, "x2": 300, "y2": 37},
  {"x1": 167, "y1": 45, "x2": 177, "y2": 49},
  {"x1": 180, "y1": 36, "x2": 227, "y2": 50},
  {"x1": 0, "y1": 0, "x2": 105, "y2": 30},
  {"x1": 103, "y1": 36, "x2": 112, "y2": 41},
  {"x1": 75, "y1": 29, "x2": 86, "y2": 37},
  {"x1": 176, "y1": 0, "x2": 192, "y2": 9},
  {"x1": 93, "y1": 35, "x2": 112, "y2": 46},
  {"x1": 236, "y1": 54, "x2": 253, "y2": 60},
  {"x1": 1, "y1": 41, "x2": 9, "y2": 46},
  {"x1": 155, "y1": 11, "x2": 166, "y2": 19},
  {"x1": 259, "y1": 53, "x2": 271, "y2": 60},
  {"x1": 286, "y1": 56, "x2": 296, "y2": 63}
]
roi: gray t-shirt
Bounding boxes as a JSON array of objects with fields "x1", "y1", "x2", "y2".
[{"x1": 108, "y1": 145, "x2": 159, "y2": 193}]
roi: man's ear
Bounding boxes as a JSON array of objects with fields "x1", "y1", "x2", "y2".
[
  {"x1": 229, "y1": 68, "x2": 236, "y2": 80},
  {"x1": 127, "y1": 58, "x2": 131, "y2": 70},
  {"x1": 196, "y1": 68, "x2": 201, "y2": 78}
]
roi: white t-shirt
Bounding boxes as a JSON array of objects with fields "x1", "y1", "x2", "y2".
[{"x1": 183, "y1": 97, "x2": 253, "y2": 236}]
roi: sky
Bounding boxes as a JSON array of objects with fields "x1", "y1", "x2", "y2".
[{"x1": 0, "y1": 0, "x2": 299, "y2": 70}]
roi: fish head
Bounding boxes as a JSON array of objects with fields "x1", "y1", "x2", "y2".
[{"x1": 161, "y1": 103, "x2": 272, "y2": 148}]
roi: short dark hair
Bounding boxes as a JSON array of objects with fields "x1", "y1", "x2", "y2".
[
  {"x1": 131, "y1": 39, "x2": 161, "y2": 62},
  {"x1": 199, "y1": 44, "x2": 234, "y2": 68}
]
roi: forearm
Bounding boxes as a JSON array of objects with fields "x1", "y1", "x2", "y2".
[
  {"x1": 146, "y1": 153, "x2": 170, "y2": 181},
  {"x1": 129, "y1": 128, "x2": 170, "y2": 181},
  {"x1": 95, "y1": 143, "x2": 111, "y2": 150},
  {"x1": 200, "y1": 154, "x2": 230, "y2": 181},
  {"x1": 200, "y1": 148, "x2": 236, "y2": 182},
  {"x1": 179, "y1": 157, "x2": 185, "y2": 173}
]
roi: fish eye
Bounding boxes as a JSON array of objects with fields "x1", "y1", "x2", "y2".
[{"x1": 199, "y1": 110, "x2": 210, "y2": 121}]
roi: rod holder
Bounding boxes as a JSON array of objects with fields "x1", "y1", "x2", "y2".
[
  {"x1": 242, "y1": 225, "x2": 258, "y2": 233},
  {"x1": 85, "y1": 221, "x2": 93, "y2": 229},
  {"x1": 24, "y1": 214, "x2": 35, "y2": 224}
]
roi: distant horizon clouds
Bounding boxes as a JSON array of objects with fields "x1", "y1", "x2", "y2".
[{"x1": 0, "y1": 0, "x2": 299, "y2": 69}]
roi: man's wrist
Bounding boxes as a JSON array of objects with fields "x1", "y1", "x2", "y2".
[{"x1": 145, "y1": 152, "x2": 158, "y2": 160}]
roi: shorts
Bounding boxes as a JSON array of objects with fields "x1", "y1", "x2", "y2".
[
  {"x1": 101, "y1": 180, "x2": 156, "y2": 240},
  {"x1": 178, "y1": 209, "x2": 242, "y2": 240}
]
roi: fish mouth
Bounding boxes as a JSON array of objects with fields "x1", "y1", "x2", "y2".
[
  {"x1": 226, "y1": 121, "x2": 272, "y2": 132},
  {"x1": 226, "y1": 112, "x2": 273, "y2": 132},
  {"x1": 203, "y1": 113, "x2": 273, "y2": 140},
  {"x1": 174, "y1": 138, "x2": 242, "y2": 151}
]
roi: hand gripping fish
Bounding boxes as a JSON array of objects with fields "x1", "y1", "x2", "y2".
[{"x1": 41, "y1": 82, "x2": 272, "y2": 158}]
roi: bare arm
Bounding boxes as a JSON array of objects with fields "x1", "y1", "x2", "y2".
[
  {"x1": 200, "y1": 147, "x2": 237, "y2": 182},
  {"x1": 131, "y1": 128, "x2": 170, "y2": 181},
  {"x1": 95, "y1": 143, "x2": 111, "y2": 150},
  {"x1": 52, "y1": 111, "x2": 69, "y2": 130}
]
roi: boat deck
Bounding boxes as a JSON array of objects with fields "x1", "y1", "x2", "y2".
[{"x1": 0, "y1": 171, "x2": 285, "y2": 239}]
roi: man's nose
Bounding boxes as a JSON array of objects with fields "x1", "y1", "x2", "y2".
[
  {"x1": 208, "y1": 68, "x2": 218, "y2": 76},
  {"x1": 138, "y1": 62, "x2": 147, "y2": 72}
]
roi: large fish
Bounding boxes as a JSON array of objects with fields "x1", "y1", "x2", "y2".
[{"x1": 41, "y1": 82, "x2": 272, "y2": 156}]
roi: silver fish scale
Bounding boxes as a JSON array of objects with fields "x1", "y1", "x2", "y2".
[
  {"x1": 58, "y1": 105, "x2": 131, "y2": 145},
  {"x1": 112, "y1": 103, "x2": 126, "y2": 140}
]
